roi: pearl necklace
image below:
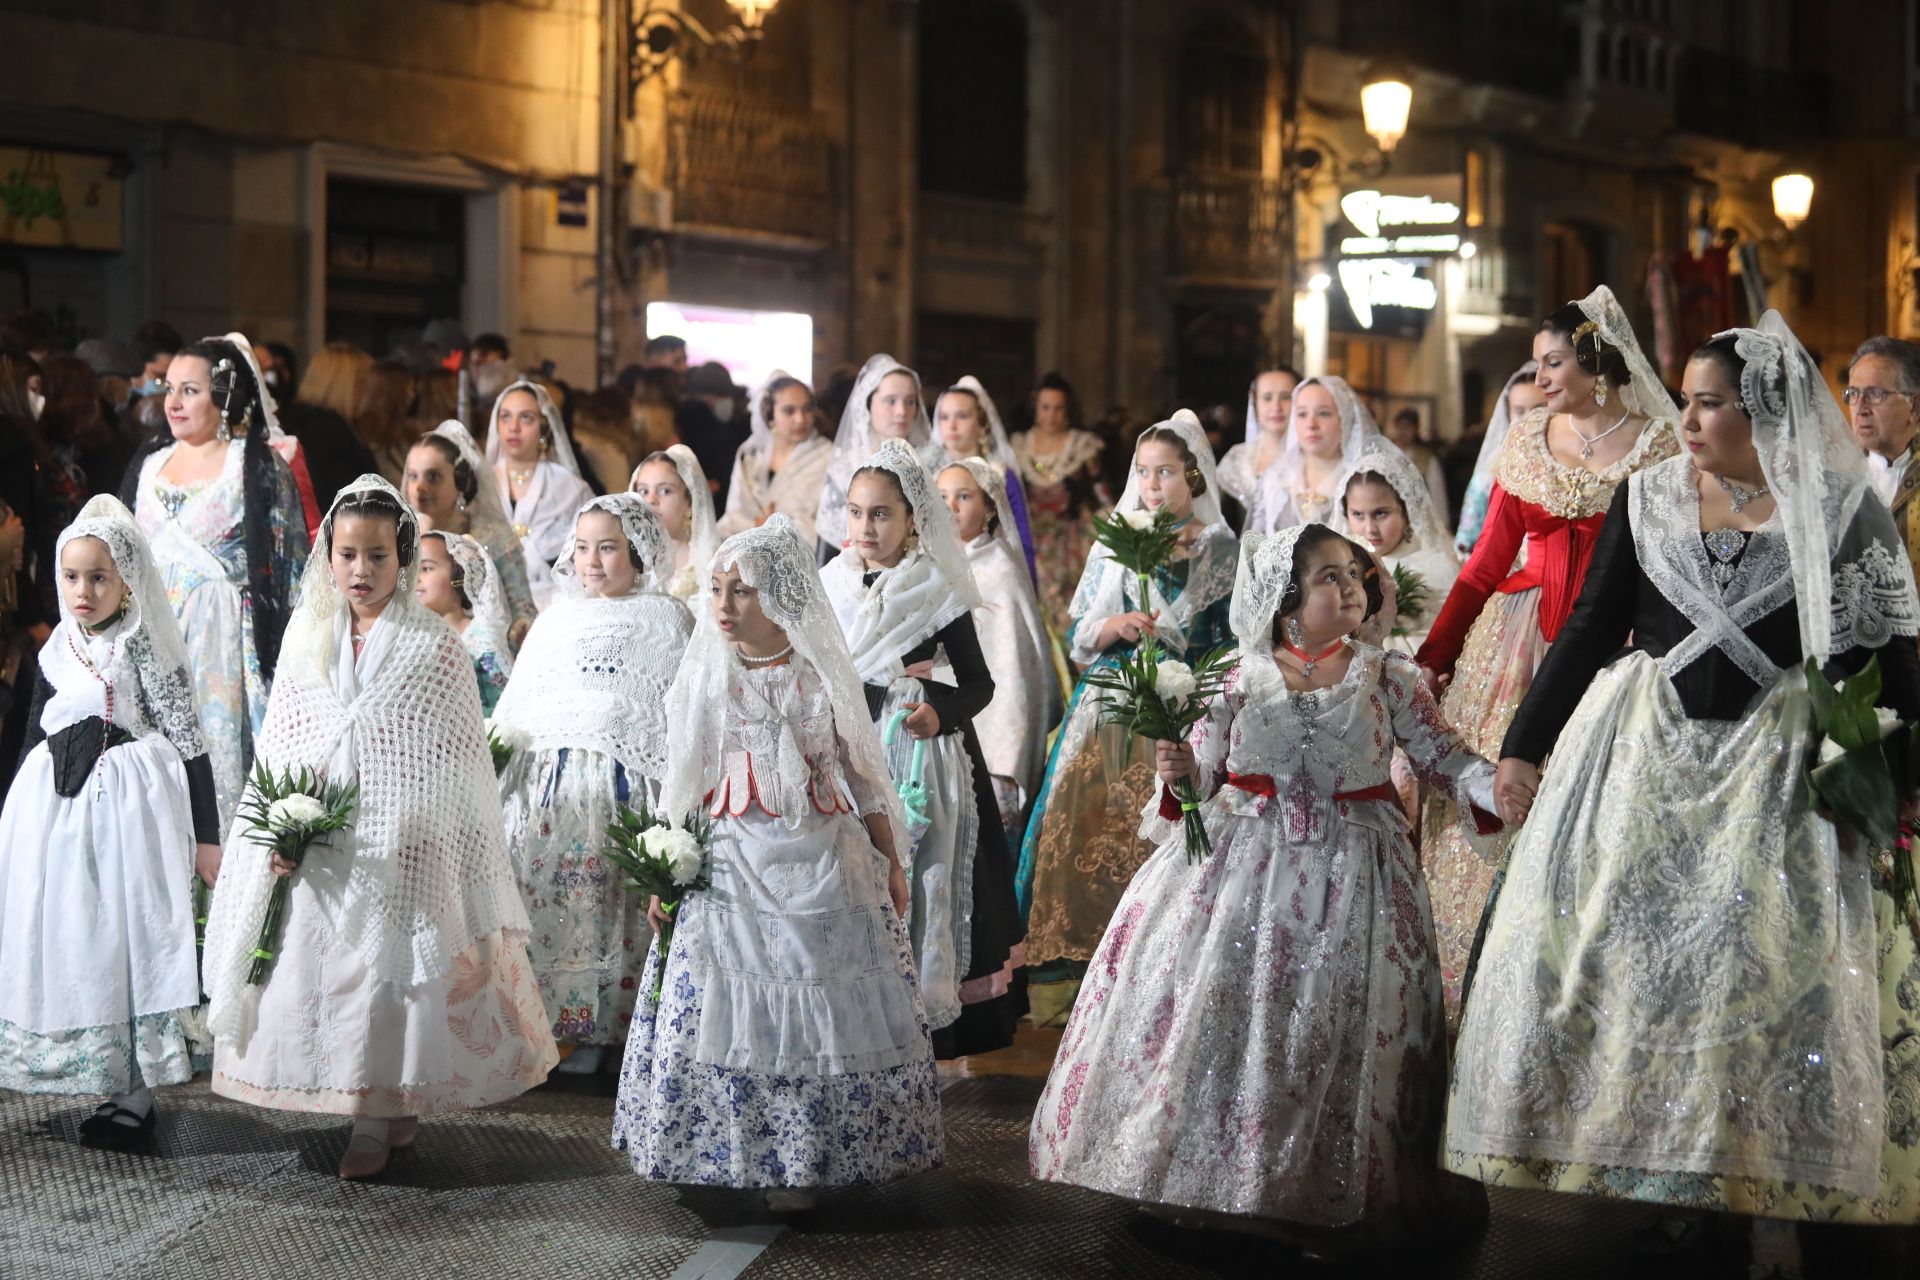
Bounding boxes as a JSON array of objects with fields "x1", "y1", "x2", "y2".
[
  {"x1": 1569, "y1": 410, "x2": 1631, "y2": 461},
  {"x1": 66, "y1": 627, "x2": 120, "y2": 800},
  {"x1": 737, "y1": 642, "x2": 794, "y2": 666},
  {"x1": 507, "y1": 464, "x2": 537, "y2": 488}
]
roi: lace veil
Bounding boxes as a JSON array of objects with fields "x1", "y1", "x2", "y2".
[
  {"x1": 1066, "y1": 409, "x2": 1238, "y2": 655},
  {"x1": 426, "y1": 418, "x2": 515, "y2": 539},
  {"x1": 1333, "y1": 445, "x2": 1453, "y2": 556},
  {"x1": 1228, "y1": 525, "x2": 1313, "y2": 657},
  {"x1": 822, "y1": 438, "x2": 981, "y2": 680},
  {"x1": 921, "y1": 374, "x2": 1018, "y2": 473},
  {"x1": 53, "y1": 495, "x2": 206, "y2": 756},
  {"x1": 1470, "y1": 361, "x2": 1538, "y2": 490},
  {"x1": 946, "y1": 455, "x2": 1020, "y2": 557},
  {"x1": 484, "y1": 378, "x2": 583, "y2": 479},
  {"x1": 1570, "y1": 284, "x2": 1671, "y2": 424},
  {"x1": 1254, "y1": 375, "x2": 1388, "y2": 527},
  {"x1": 548, "y1": 493, "x2": 673, "y2": 598},
  {"x1": 1723, "y1": 310, "x2": 1911, "y2": 661},
  {"x1": 660, "y1": 514, "x2": 906, "y2": 843},
  {"x1": 636, "y1": 443, "x2": 721, "y2": 573},
  {"x1": 278, "y1": 475, "x2": 422, "y2": 685},
  {"x1": 816, "y1": 354, "x2": 931, "y2": 550},
  {"x1": 429, "y1": 529, "x2": 513, "y2": 672}
]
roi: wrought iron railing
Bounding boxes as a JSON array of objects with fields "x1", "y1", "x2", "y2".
[{"x1": 668, "y1": 89, "x2": 833, "y2": 242}]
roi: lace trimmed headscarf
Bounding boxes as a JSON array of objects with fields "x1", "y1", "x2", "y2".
[{"x1": 815, "y1": 355, "x2": 932, "y2": 551}]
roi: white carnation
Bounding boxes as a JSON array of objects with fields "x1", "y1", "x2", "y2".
[
  {"x1": 1817, "y1": 737, "x2": 1845, "y2": 766},
  {"x1": 487, "y1": 719, "x2": 529, "y2": 750},
  {"x1": 1120, "y1": 508, "x2": 1155, "y2": 531},
  {"x1": 268, "y1": 794, "x2": 327, "y2": 826},
  {"x1": 1154, "y1": 660, "x2": 1197, "y2": 706},
  {"x1": 643, "y1": 827, "x2": 706, "y2": 886},
  {"x1": 1877, "y1": 707, "x2": 1902, "y2": 738}
]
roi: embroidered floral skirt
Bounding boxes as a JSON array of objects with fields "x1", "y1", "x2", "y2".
[
  {"x1": 1444, "y1": 656, "x2": 1912, "y2": 1221},
  {"x1": 502, "y1": 747, "x2": 653, "y2": 1046},
  {"x1": 1420, "y1": 586, "x2": 1548, "y2": 1027},
  {"x1": 612, "y1": 809, "x2": 942, "y2": 1190},
  {"x1": 1029, "y1": 804, "x2": 1479, "y2": 1235}
]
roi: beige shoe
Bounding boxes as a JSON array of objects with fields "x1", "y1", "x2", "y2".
[{"x1": 337, "y1": 1130, "x2": 392, "y2": 1180}]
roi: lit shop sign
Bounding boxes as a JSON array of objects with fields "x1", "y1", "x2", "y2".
[
  {"x1": 1338, "y1": 259, "x2": 1437, "y2": 329},
  {"x1": 1337, "y1": 190, "x2": 1462, "y2": 257},
  {"x1": 1330, "y1": 176, "x2": 1462, "y2": 335},
  {"x1": 0, "y1": 145, "x2": 125, "y2": 252}
]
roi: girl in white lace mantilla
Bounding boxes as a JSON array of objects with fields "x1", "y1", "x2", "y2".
[
  {"x1": 1447, "y1": 312, "x2": 1920, "y2": 1229},
  {"x1": 821, "y1": 440, "x2": 1026, "y2": 1052},
  {"x1": 407, "y1": 420, "x2": 537, "y2": 650},
  {"x1": 414, "y1": 529, "x2": 514, "y2": 716},
  {"x1": 717, "y1": 371, "x2": 834, "y2": 548},
  {"x1": 1250, "y1": 375, "x2": 1387, "y2": 535},
  {"x1": 495, "y1": 494, "x2": 694, "y2": 1073},
  {"x1": 630, "y1": 443, "x2": 720, "y2": 603},
  {"x1": 921, "y1": 376, "x2": 1038, "y2": 580},
  {"x1": 936, "y1": 457, "x2": 1061, "y2": 843},
  {"x1": 1017, "y1": 411, "x2": 1238, "y2": 984},
  {"x1": 1336, "y1": 445, "x2": 1461, "y2": 657},
  {"x1": 1216, "y1": 367, "x2": 1300, "y2": 532},
  {"x1": 203, "y1": 476, "x2": 557, "y2": 1180},
  {"x1": 1030, "y1": 524, "x2": 1500, "y2": 1244},
  {"x1": 487, "y1": 380, "x2": 594, "y2": 610},
  {"x1": 0, "y1": 497, "x2": 221, "y2": 1144},
  {"x1": 612, "y1": 515, "x2": 941, "y2": 1211},
  {"x1": 814, "y1": 355, "x2": 932, "y2": 559}
]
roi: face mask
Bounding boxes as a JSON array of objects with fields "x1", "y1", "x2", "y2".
[
  {"x1": 134, "y1": 378, "x2": 166, "y2": 398},
  {"x1": 26, "y1": 390, "x2": 44, "y2": 420},
  {"x1": 263, "y1": 369, "x2": 283, "y2": 390}
]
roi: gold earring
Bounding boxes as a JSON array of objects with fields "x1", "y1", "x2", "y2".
[{"x1": 1593, "y1": 376, "x2": 1608, "y2": 408}]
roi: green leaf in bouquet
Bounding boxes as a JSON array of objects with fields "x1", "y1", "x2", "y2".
[
  {"x1": 1828, "y1": 657, "x2": 1885, "y2": 751},
  {"x1": 1810, "y1": 742, "x2": 1901, "y2": 850},
  {"x1": 1804, "y1": 658, "x2": 1839, "y2": 732},
  {"x1": 1389, "y1": 563, "x2": 1429, "y2": 637}
]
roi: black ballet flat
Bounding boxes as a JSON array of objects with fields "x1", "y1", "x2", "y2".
[{"x1": 77, "y1": 1101, "x2": 156, "y2": 1149}]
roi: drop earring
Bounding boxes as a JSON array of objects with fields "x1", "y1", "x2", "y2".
[
  {"x1": 1593, "y1": 376, "x2": 1608, "y2": 408},
  {"x1": 1286, "y1": 615, "x2": 1305, "y2": 647}
]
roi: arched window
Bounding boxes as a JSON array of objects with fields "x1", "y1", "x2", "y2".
[
  {"x1": 918, "y1": 0, "x2": 1029, "y2": 203},
  {"x1": 1178, "y1": 13, "x2": 1267, "y2": 173}
]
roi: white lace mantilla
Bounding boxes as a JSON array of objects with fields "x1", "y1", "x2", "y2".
[{"x1": 1631, "y1": 455, "x2": 1917, "y2": 688}]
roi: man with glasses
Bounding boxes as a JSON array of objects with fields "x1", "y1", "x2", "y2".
[{"x1": 1847, "y1": 335, "x2": 1920, "y2": 580}]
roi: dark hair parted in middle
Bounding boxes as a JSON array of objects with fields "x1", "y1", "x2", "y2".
[
  {"x1": 1133, "y1": 425, "x2": 1208, "y2": 498},
  {"x1": 329, "y1": 485, "x2": 417, "y2": 568}
]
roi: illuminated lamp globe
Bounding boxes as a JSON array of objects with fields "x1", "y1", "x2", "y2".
[
  {"x1": 727, "y1": 0, "x2": 780, "y2": 28},
  {"x1": 1771, "y1": 173, "x2": 1813, "y2": 231},
  {"x1": 1307, "y1": 271, "x2": 1333, "y2": 293},
  {"x1": 1360, "y1": 71, "x2": 1413, "y2": 154}
]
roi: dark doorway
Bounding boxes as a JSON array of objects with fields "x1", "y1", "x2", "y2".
[
  {"x1": 325, "y1": 178, "x2": 465, "y2": 356},
  {"x1": 918, "y1": 0, "x2": 1029, "y2": 203},
  {"x1": 914, "y1": 312, "x2": 1037, "y2": 429}
]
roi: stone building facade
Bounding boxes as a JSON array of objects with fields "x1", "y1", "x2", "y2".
[{"x1": 2, "y1": 0, "x2": 1916, "y2": 434}]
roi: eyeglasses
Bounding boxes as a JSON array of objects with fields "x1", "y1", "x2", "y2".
[{"x1": 1842, "y1": 385, "x2": 1912, "y2": 407}]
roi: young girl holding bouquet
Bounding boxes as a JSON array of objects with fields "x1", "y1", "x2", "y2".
[
  {"x1": 821, "y1": 440, "x2": 1024, "y2": 1054},
  {"x1": 203, "y1": 476, "x2": 556, "y2": 1180},
  {"x1": 0, "y1": 496, "x2": 220, "y2": 1146},
  {"x1": 495, "y1": 494, "x2": 694, "y2": 1074},
  {"x1": 612, "y1": 515, "x2": 941, "y2": 1212},
  {"x1": 1016, "y1": 411, "x2": 1236, "y2": 1009},
  {"x1": 1029, "y1": 524, "x2": 1500, "y2": 1248}
]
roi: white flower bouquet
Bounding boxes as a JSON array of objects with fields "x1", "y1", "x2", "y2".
[
  {"x1": 234, "y1": 763, "x2": 359, "y2": 984},
  {"x1": 604, "y1": 797, "x2": 715, "y2": 999},
  {"x1": 1082, "y1": 647, "x2": 1237, "y2": 863}
]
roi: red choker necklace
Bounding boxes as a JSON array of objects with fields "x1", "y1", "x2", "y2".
[{"x1": 1280, "y1": 637, "x2": 1345, "y2": 675}]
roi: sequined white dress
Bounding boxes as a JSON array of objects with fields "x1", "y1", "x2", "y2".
[{"x1": 1030, "y1": 647, "x2": 1495, "y2": 1233}]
